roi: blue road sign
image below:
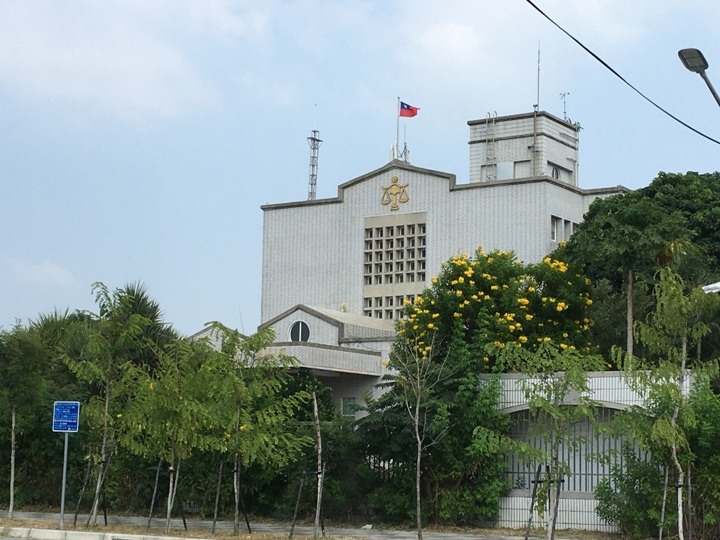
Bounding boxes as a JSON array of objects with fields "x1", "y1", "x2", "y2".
[{"x1": 52, "y1": 401, "x2": 80, "y2": 433}]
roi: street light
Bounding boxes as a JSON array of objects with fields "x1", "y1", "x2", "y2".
[{"x1": 678, "y1": 48, "x2": 720, "y2": 108}]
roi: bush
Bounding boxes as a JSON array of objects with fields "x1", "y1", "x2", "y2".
[{"x1": 595, "y1": 444, "x2": 671, "y2": 539}]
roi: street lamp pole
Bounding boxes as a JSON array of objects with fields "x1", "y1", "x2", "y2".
[{"x1": 678, "y1": 48, "x2": 720, "y2": 109}]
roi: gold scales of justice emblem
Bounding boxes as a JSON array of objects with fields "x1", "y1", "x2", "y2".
[{"x1": 380, "y1": 176, "x2": 409, "y2": 211}]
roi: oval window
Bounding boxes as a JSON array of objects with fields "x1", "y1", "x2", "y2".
[{"x1": 290, "y1": 321, "x2": 310, "y2": 342}]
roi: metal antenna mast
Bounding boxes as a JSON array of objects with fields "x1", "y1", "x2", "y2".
[
  {"x1": 560, "y1": 92, "x2": 570, "y2": 120},
  {"x1": 307, "y1": 130, "x2": 322, "y2": 201}
]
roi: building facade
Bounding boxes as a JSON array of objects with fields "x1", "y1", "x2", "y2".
[
  {"x1": 252, "y1": 111, "x2": 635, "y2": 531},
  {"x1": 261, "y1": 113, "x2": 621, "y2": 326},
  {"x1": 258, "y1": 110, "x2": 625, "y2": 406}
]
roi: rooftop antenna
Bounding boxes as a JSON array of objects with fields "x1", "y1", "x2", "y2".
[
  {"x1": 532, "y1": 43, "x2": 540, "y2": 176},
  {"x1": 401, "y1": 125, "x2": 410, "y2": 163},
  {"x1": 536, "y1": 42, "x2": 541, "y2": 110},
  {"x1": 560, "y1": 92, "x2": 570, "y2": 120},
  {"x1": 307, "y1": 128, "x2": 322, "y2": 201}
]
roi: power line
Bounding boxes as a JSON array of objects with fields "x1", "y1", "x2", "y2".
[{"x1": 524, "y1": 0, "x2": 720, "y2": 146}]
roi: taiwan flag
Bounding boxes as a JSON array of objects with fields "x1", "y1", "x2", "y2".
[{"x1": 399, "y1": 101, "x2": 420, "y2": 117}]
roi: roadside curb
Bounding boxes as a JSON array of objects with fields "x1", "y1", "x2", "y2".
[{"x1": 4, "y1": 528, "x2": 192, "y2": 540}]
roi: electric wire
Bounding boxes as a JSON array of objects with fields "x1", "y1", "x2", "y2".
[{"x1": 524, "y1": 0, "x2": 720, "y2": 146}]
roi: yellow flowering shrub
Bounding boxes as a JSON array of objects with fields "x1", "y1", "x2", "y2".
[{"x1": 395, "y1": 247, "x2": 597, "y2": 373}]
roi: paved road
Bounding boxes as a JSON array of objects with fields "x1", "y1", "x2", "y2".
[{"x1": 0, "y1": 510, "x2": 537, "y2": 540}]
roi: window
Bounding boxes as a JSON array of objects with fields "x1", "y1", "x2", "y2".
[
  {"x1": 289, "y1": 321, "x2": 310, "y2": 342},
  {"x1": 341, "y1": 397, "x2": 356, "y2": 418},
  {"x1": 364, "y1": 215, "x2": 427, "y2": 319},
  {"x1": 497, "y1": 161, "x2": 514, "y2": 180},
  {"x1": 551, "y1": 215, "x2": 561, "y2": 242}
]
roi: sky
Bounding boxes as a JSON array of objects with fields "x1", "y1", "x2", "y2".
[{"x1": 2, "y1": 0, "x2": 719, "y2": 336}]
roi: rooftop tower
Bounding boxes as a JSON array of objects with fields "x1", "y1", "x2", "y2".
[{"x1": 468, "y1": 111, "x2": 580, "y2": 186}]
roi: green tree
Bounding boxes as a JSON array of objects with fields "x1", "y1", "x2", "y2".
[
  {"x1": 58, "y1": 282, "x2": 157, "y2": 525},
  {"x1": 119, "y1": 337, "x2": 233, "y2": 533},
  {"x1": 399, "y1": 248, "x2": 595, "y2": 373},
  {"x1": 618, "y1": 268, "x2": 719, "y2": 540},
  {"x1": 0, "y1": 323, "x2": 48, "y2": 517},
  {"x1": 116, "y1": 282, "x2": 179, "y2": 371},
  {"x1": 640, "y1": 172, "x2": 720, "y2": 270},
  {"x1": 687, "y1": 375, "x2": 720, "y2": 538},
  {"x1": 595, "y1": 443, "x2": 667, "y2": 538},
  {"x1": 361, "y1": 248, "x2": 594, "y2": 527},
  {"x1": 210, "y1": 326, "x2": 312, "y2": 535},
  {"x1": 563, "y1": 191, "x2": 688, "y2": 362},
  {"x1": 388, "y1": 329, "x2": 451, "y2": 540},
  {"x1": 562, "y1": 171, "x2": 720, "y2": 362}
]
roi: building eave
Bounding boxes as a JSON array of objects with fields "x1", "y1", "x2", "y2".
[{"x1": 261, "y1": 160, "x2": 457, "y2": 211}]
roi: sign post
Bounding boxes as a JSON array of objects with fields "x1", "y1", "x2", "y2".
[{"x1": 53, "y1": 401, "x2": 80, "y2": 530}]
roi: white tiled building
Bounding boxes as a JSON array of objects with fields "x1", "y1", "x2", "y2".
[
  {"x1": 259, "y1": 111, "x2": 624, "y2": 405},
  {"x1": 254, "y1": 111, "x2": 634, "y2": 531}
]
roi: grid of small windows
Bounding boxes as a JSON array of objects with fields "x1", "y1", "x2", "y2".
[
  {"x1": 363, "y1": 221, "x2": 426, "y2": 319},
  {"x1": 362, "y1": 294, "x2": 418, "y2": 320}
]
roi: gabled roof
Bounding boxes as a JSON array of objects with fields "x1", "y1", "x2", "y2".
[
  {"x1": 187, "y1": 322, "x2": 247, "y2": 349},
  {"x1": 260, "y1": 160, "x2": 455, "y2": 211},
  {"x1": 259, "y1": 304, "x2": 396, "y2": 342}
]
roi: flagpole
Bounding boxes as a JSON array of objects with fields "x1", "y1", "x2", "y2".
[{"x1": 395, "y1": 97, "x2": 400, "y2": 159}]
